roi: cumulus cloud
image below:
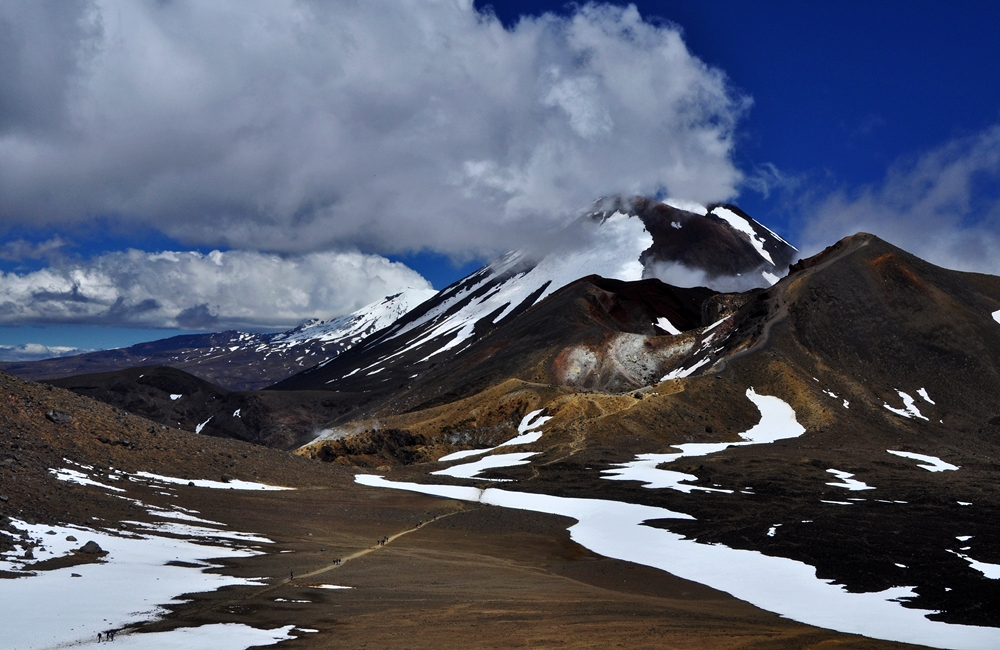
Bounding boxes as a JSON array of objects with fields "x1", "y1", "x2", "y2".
[
  {"x1": 0, "y1": 343, "x2": 91, "y2": 363},
  {"x1": 0, "y1": 1, "x2": 745, "y2": 258},
  {"x1": 800, "y1": 124, "x2": 1000, "y2": 273},
  {"x1": 0, "y1": 249, "x2": 432, "y2": 330}
]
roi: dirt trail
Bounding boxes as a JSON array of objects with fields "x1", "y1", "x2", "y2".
[
  {"x1": 232, "y1": 507, "x2": 469, "y2": 602},
  {"x1": 294, "y1": 508, "x2": 466, "y2": 581}
]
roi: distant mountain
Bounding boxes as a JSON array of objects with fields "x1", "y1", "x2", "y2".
[
  {"x1": 0, "y1": 287, "x2": 437, "y2": 390},
  {"x1": 272, "y1": 196, "x2": 795, "y2": 400},
  {"x1": 44, "y1": 365, "x2": 349, "y2": 449},
  {"x1": 0, "y1": 343, "x2": 92, "y2": 363}
]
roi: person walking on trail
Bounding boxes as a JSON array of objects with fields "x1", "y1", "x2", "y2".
[
  {"x1": 290, "y1": 570, "x2": 294, "y2": 580},
  {"x1": 97, "y1": 632, "x2": 102, "y2": 642}
]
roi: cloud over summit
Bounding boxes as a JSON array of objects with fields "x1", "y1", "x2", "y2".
[{"x1": 0, "y1": 1, "x2": 746, "y2": 257}]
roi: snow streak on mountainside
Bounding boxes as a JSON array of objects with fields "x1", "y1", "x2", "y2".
[
  {"x1": 0, "y1": 287, "x2": 437, "y2": 390},
  {"x1": 377, "y1": 212, "x2": 652, "y2": 364},
  {"x1": 275, "y1": 197, "x2": 797, "y2": 393},
  {"x1": 265, "y1": 287, "x2": 439, "y2": 351}
]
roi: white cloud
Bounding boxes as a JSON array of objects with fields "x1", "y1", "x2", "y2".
[
  {"x1": 0, "y1": 236, "x2": 69, "y2": 261},
  {"x1": 0, "y1": 1, "x2": 745, "y2": 258},
  {"x1": 0, "y1": 249, "x2": 432, "y2": 329},
  {"x1": 643, "y1": 260, "x2": 773, "y2": 293},
  {"x1": 0, "y1": 343, "x2": 91, "y2": 363},
  {"x1": 801, "y1": 124, "x2": 1000, "y2": 273}
]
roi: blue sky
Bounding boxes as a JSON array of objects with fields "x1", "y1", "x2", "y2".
[{"x1": 2, "y1": 1, "x2": 1000, "y2": 355}]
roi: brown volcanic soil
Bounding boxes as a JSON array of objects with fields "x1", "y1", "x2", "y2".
[
  {"x1": 0, "y1": 369, "x2": 918, "y2": 648},
  {"x1": 43, "y1": 365, "x2": 357, "y2": 449},
  {"x1": 292, "y1": 234, "x2": 1000, "y2": 632}
]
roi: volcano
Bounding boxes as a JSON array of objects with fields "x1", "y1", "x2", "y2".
[{"x1": 4, "y1": 198, "x2": 1000, "y2": 649}]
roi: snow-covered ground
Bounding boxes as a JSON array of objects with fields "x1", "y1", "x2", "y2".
[
  {"x1": 0, "y1": 458, "x2": 310, "y2": 649},
  {"x1": 0, "y1": 518, "x2": 282, "y2": 650},
  {"x1": 73, "y1": 624, "x2": 301, "y2": 649},
  {"x1": 356, "y1": 473, "x2": 1000, "y2": 649},
  {"x1": 357, "y1": 386, "x2": 1000, "y2": 649},
  {"x1": 603, "y1": 388, "x2": 805, "y2": 492}
]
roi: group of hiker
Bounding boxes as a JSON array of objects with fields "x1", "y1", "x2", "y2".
[{"x1": 96, "y1": 630, "x2": 117, "y2": 642}]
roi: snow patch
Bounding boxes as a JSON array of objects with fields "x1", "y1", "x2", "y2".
[
  {"x1": 132, "y1": 471, "x2": 294, "y2": 491},
  {"x1": 886, "y1": 450, "x2": 959, "y2": 472},
  {"x1": 603, "y1": 388, "x2": 805, "y2": 492},
  {"x1": 431, "y1": 452, "x2": 537, "y2": 481},
  {"x1": 0, "y1": 519, "x2": 277, "y2": 649},
  {"x1": 949, "y1": 551, "x2": 1000, "y2": 580},
  {"x1": 825, "y1": 469, "x2": 875, "y2": 491},
  {"x1": 438, "y1": 409, "x2": 550, "y2": 461},
  {"x1": 50, "y1": 468, "x2": 126, "y2": 493},
  {"x1": 655, "y1": 316, "x2": 682, "y2": 335},
  {"x1": 356, "y1": 476, "x2": 999, "y2": 649},
  {"x1": 883, "y1": 390, "x2": 928, "y2": 420},
  {"x1": 662, "y1": 198, "x2": 708, "y2": 215},
  {"x1": 710, "y1": 207, "x2": 775, "y2": 265}
]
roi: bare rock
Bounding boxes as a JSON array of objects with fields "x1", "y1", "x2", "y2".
[
  {"x1": 45, "y1": 409, "x2": 73, "y2": 424},
  {"x1": 78, "y1": 541, "x2": 104, "y2": 554}
]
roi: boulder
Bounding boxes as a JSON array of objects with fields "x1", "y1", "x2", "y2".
[{"x1": 78, "y1": 541, "x2": 104, "y2": 554}]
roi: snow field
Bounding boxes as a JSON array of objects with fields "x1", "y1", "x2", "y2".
[
  {"x1": 358, "y1": 385, "x2": 1000, "y2": 648},
  {"x1": 355, "y1": 475, "x2": 1000, "y2": 649},
  {"x1": 0, "y1": 519, "x2": 275, "y2": 650},
  {"x1": 72, "y1": 624, "x2": 299, "y2": 649}
]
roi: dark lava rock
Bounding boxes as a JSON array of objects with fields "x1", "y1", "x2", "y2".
[
  {"x1": 78, "y1": 541, "x2": 104, "y2": 554},
  {"x1": 45, "y1": 409, "x2": 73, "y2": 424}
]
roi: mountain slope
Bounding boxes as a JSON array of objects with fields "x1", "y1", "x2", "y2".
[
  {"x1": 0, "y1": 287, "x2": 436, "y2": 390},
  {"x1": 299, "y1": 232, "x2": 1000, "y2": 633},
  {"x1": 44, "y1": 365, "x2": 357, "y2": 449},
  {"x1": 273, "y1": 197, "x2": 795, "y2": 396}
]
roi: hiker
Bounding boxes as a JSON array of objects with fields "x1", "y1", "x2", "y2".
[
  {"x1": 290, "y1": 570, "x2": 294, "y2": 580},
  {"x1": 97, "y1": 632, "x2": 102, "y2": 643}
]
